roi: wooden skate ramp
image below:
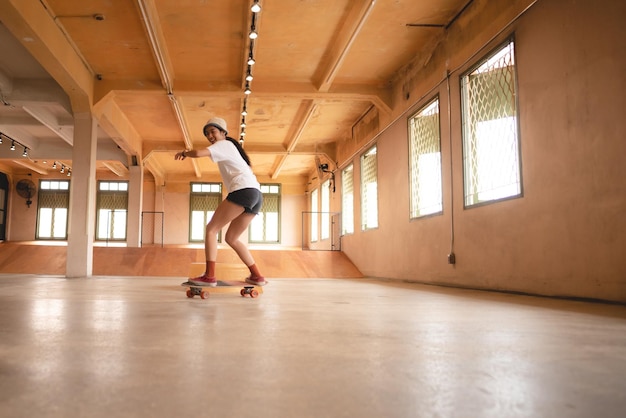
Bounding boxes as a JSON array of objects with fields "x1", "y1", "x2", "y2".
[{"x1": 0, "y1": 242, "x2": 363, "y2": 278}]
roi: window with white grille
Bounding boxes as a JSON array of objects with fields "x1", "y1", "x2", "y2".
[
  {"x1": 360, "y1": 145, "x2": 378, "y2": 230},
  {"x1": 321, "y1": 179, "x2": 330, "y2": 240},
  {"x1": 250, "y1": 184, "x2": 280, "y2": 243},
  {"x1": 341, "y1": 164, "x2": 354, "y2": 235},
  {"x1": 409, "y1": 98, "x2": 442, "y2": 218},
  {"x1": 189, "y1": 182, "x2": 222, "y2": 242},
  {"x1": 96, "y1": 181, "x2": 128, "y2": 241},
  {"x1": 37, "y1": 180, "x2": 70, "y2": 239},
  {"x1": 461, "y1": 39, "x2": 522, "y2": 207},
  {"x1": 310, "y1": 188, "x2": 318, "y2": 242}
]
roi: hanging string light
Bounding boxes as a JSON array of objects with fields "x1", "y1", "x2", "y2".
[{"x1": 239, "y1": 1, "x2": 262, "y2": 147}]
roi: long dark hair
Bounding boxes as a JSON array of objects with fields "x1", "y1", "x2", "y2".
[{"x1": 226, "y1": 136, "x2": 252, "y2": 167}]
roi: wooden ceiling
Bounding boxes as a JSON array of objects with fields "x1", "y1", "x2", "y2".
[{"x1": 0, "y1": 0, "x2": 470, "y2": 186}]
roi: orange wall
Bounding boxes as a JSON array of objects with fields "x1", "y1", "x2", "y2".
[
  {"x1": 143, "y1": 179, "x2": 307, "y2": 248},
  {"x1": 5, "y1": 173, "x2": 306, "y2": 248},
  {"x1": 338, "y1": 0, "x2": 626, "y2": 302}
]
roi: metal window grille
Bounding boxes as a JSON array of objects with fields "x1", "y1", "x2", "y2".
[
  {"x1": 461, "y1": 39, "x2": 521, "y2": 206},
  {"x1": 310, "y1": 189, "x2": 318, "y2": 242},
  {"x1": 37, "y1": 187, "x2": 70, "y2": 239},
  {"x1": 321, "y1": 180, "x2": 331, "y2": 240},
  {"x1": 96, "y1": 192, "x2": 129, "y2": 241},
  {"x1": 190, "y1": 191, "x2": 221, "y2": 242},
  {"x1": 409, "y1": 98, "x2": 443, "y2": 218},
  {"x1": 341, "y1": 164, "x2": 354, "y2": 235},
  {"x1": 361, "y1": 145, "x2": 378, "y2": 230}
]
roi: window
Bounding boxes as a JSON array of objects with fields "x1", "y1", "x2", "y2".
[
  {"x1": 461, "y1": 38, "x2": 522, "y2": 207},
  {"x1": 189, "y1": 182, "x2": 222, "y2": 242},
  {"x1": 36, "y1": 180, "x2": 70, "y2": 239},
  {"x1": 96, "y1": 181, "x2": 128, "y2": 241},
  {"x1": 409, "y1": 98, "x2": 443, "y2": 218},
  {"x1": 360, "y1": 145, "x2": 378, "y2": 230},
  {"x1": 310, "y1": 188, "x2": 318, "y2": 242},
  {"x1": 250, "y1": 184, "x2": 280, "y2": 243},
  {"x1": 341, "y1": 164, "x2": 354, "y2": 235},
  {"x1": 320, "y1": 179, "x2": 330, "y2": 240}
]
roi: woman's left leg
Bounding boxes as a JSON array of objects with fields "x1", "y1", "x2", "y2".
[
  {"x1": 224, "y1": 212, "x2": 257, "y2": 266},
  {"x1": 225, "y1": 212, "x2": 266, "y2": 285}
]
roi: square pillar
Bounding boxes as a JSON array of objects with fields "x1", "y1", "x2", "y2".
[
  {"x1": 126, "y1": 163, "x2": 144, "y2": 247},
  {"x1": 66, "y1": 113, "x2": 97, "y2": 277}
]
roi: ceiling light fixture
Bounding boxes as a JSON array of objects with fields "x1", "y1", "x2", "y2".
[
  {"x1": 245, "y1": 68, "x2": 253, "y2": 81},
  {"x1": 1, "y1": 132, "x2": 35, "y2": 166},
  {"x1": 244, "y1": 82, "x2": 252, "y2": 95},
  {"x1": 60, "y1": 165, "x2": 65, "y2": 174},
  {"x1": 251, "y1": 0, "x2": 261, "y2": 13}
]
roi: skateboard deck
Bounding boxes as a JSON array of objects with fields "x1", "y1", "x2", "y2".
[{"x1": 181, "y1": 280, "x2": 263, "y2": 300}]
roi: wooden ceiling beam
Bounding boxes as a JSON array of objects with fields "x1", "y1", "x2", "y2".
[{"x1": 314, "y1": 0, "x2": 377, "y2": 93}]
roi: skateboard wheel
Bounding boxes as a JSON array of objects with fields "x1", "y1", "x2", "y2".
[
  {"x1": 186, "y1": 289, "x2": 193, "y2": 298},
  {"x1": 200, "y1": 291, "x2": 208, "y2": 299},
  {"x1": 240, "y1": 288, "x2": 246, "y2": 297},
  {"x1": 250, "y1": 289, "x2": 259, "y2": 298}
]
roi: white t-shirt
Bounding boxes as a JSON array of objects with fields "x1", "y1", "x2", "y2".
[{"x1": 208, "y1": 140, "x2": 260, "y2": 193}]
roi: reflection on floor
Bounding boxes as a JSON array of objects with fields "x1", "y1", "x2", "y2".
[{"x1": 1, "y1": 274, "x2": 625, "y2": 417}]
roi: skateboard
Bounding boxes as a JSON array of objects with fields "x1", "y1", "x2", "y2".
[{"x1": 181, "y1": 280, "x2": 262, "y2": 300}]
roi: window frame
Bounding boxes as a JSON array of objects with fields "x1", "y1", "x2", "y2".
[
  {"x1": 95, "y1": 180, "x2": 129, "y2": 242},
  {"x1": 408, "y1": 96, "x2": 443, "y2": 219},
  {"x1": 360, "y1": 144, "x2": 378, "y2": 231},
  {"x1": 189, "y1": 182, "x2": 222, "y2": 243},
  {"x1": 249, "y1": 183, "x2": 281, "y2": 244},
  {"x1": 310, "y1": 188, "x2": 319, "y2": 243},
  {"x1": 36, "y1": 179, "x2": 70, "y2": 240},
  {"x1": 460, "y1": 36, "x2": 523, "y2": 208},
  {"x1": 341, "y1": 164, "x2": 354, "y2": 236}
]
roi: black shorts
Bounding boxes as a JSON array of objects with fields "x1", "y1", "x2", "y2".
[{"x1": 226, "y1": 188, "x2": 263, "y2": 214}]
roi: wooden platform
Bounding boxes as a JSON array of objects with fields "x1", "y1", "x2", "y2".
[{"x1": 0, "y1": 242, "x2": 363, "y2": 278}]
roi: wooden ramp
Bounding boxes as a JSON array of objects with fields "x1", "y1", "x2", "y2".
[{"x1": 0, "y1": 242, "x2": 363, "y2": 278}]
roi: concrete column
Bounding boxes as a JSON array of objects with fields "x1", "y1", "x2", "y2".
[
  {"x1": 126, "y1": 164, "x2": 144, "y2": 247},
  {"x1": 66, "y1": 113, "x2": 97, "y2": 278}
]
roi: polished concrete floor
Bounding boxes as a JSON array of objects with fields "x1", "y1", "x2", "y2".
[{"x1": 1, "y1": 275, "x2": 625, "y2": 418}]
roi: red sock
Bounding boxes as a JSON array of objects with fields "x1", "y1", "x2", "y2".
[
  {"x1": 206, "y1": 261, "x2": 216, "y2": 278},
  {"x1": 248, "y1": 263, "x2": 263, "y2": 278}
]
